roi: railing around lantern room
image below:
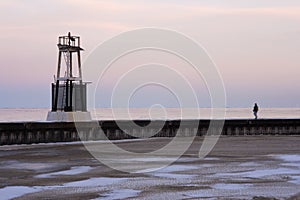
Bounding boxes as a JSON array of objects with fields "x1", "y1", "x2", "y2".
[{"x1": 58, "y1": 36, "x2": 80, "y2": 47}]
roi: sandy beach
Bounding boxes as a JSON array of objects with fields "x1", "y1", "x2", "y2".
[{"x1": 0, "y1": 136, "x2": 300, "y2": 200}]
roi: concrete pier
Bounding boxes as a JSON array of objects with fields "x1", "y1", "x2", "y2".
[{"x1": 0, "y1": 119, "x2": 299, "y2": 145}]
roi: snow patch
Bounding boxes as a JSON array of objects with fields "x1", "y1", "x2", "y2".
[
  {"x1": 281, "y1": 163, "x2": 300, "y2": 168},
  {"x1": 141, "y1": 164, "x2": 199, "y2": 179},
  {"x1": 239, "y1": 162, "x2": 262, "y2": 167},
  {"x1": 0, "y1": 177, "x2": 127, "y2": 199},
  {"x1": 203, "y1": 157, "x2": 219, "y2": 161},
  {"x1": 64, "y1": 177, "x2": 127, "y2": 187},
  {"x1": 0, "y1": 186, "x2": 41, "y2": 200},
  {"x1": 94, "y1": 189, "x2": 141, "y2": 200},
  {"x1": 36, "y1": 166, "x2": 93, "y2": 178},
  {"x1": 151, "y1": 173, "x2": 196, "y2": 179},
  {"x1": 273, "y1": 155, "x2": 300, "y2": 163},
  {"x1": 123, "y1": 157, "x2": 175, "y2": 162},
  {"x1": 216, "y1": 168, "x2": 300, "y2": 178},
  {"x1": 212, "y1": 183, "x2": 252, "y2": 190},
  {"x1": 156, "y1": 165, "x2": 199, "y2": 173},
  {"x1": 137, "y1": 164, "x2": 199, "y2": 174},
  {"x1": 289, "y1": 176, "x2": 300, "y2": 185}
]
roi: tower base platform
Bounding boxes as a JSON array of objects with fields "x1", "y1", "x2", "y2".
[{"x1": 46, "y1": 111, "x2": 92, "y2": 122}]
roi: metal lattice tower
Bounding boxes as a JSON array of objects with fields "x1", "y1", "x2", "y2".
[{"x1": 51, "y1": 32, "x2": 87, "y2": 112}]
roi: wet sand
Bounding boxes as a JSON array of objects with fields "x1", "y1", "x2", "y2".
[{"x1": 0, "y1": 136, "x2": 300, "y2": 199}]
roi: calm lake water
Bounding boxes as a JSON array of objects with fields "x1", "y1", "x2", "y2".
[{"x1": 0, "y1": 108, "x2": 299, "y2": 122}]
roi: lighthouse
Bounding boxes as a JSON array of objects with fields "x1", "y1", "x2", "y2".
[{"x1": 47, "y1": 32, "x2": 91, "y2": 121}]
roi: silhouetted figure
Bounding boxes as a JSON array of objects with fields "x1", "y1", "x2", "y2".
[{"x1": 253, "y1": 103, "x2": 259, "y2": 119}]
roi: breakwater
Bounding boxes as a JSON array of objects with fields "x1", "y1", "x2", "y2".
[{"x1": 0, "y1": 119, "x2": 300, "y2": 145}]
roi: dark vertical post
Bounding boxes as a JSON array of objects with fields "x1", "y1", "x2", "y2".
[
  {"x1": 65, "y1": 80, "x2": 69, "y2": 111},
  {"x1": 70, "y1": 52, "x2": 72, "y2": 77},
  {"x1": 70, "y1": 80, "x2": 73, "y2": 111},
  {"x1": 51, "y1": 83, "x2": 55, "y2": 111},
  {"x1": 53, "y1": 80, "x2": 59, "y2": 111}
]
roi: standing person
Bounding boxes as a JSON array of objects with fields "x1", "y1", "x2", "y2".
[{"x1": 253, "y1": 103, "x2": 259, "y2": 119}]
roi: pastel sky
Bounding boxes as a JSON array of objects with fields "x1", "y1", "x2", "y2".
[{"x1": 0, "y1": 0, "x2": 299, "y2": 108}]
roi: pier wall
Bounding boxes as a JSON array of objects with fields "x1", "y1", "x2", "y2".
[{"x1": 0, "y1": 119, "x2": 300, "y2": 145}]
